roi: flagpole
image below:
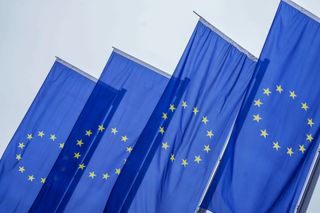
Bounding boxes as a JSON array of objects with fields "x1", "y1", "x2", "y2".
[
  {"x1": 295, "y1": 144, "x2": 320, "y2": 212},
  {"x1": 192, "y1": 11, "x2": 257, "y2": 62},
  {"x1": 112, "y1": 47, "x2": 171, "y2": 78},
  {"x1": 55, "y1": 56, "x2": 98, "y2": 82},
  {"x1": 283, "y1": 0, "x2": 320, "y2": 23}
]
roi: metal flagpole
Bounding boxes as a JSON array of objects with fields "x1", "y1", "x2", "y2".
[
  {"x1": 55, "y1": 56, "x2": 98, "y2": 82},
  {"x1": 112, "y1": 47, "x2": 171, "y2": 79},
  {"x1": 192, "y1": 11, "x2": 257, "y2": 62}
]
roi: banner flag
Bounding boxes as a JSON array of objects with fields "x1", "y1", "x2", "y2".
[
  {"x1": 105, "y1": 19, "x2": 257, "y2": 213},
  {"x1": 30, "y1": 50, "x2": 169, "y2": 212},
  {"x1": 0, "y1": 59, "x2": 96, "y2": 212},
  {"x1": 201, "y1": 1, "x2": 320, "y2": 212}
]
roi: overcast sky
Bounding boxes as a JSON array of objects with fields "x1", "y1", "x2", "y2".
[{"x1": 0, "y1": 0, "x2": 319, "y2": 211}]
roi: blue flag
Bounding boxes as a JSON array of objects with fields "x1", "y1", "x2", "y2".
[
  {"x1": 0, "y1": 59, "x2": 96, "y2": 212},
  {"x1": 30, "y1": 50, "x2": 169, "y2": 212},
  {"x1": 201, "y1": 1, "x2": 320, "y2": 212},
  {"x1": 106, "y1": 20, "x2": 257, "y2": 212}
]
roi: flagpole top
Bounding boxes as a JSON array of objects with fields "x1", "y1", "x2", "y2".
[
  {"x1": 55, "y1": 56, "x2": 97, "y2": 82},
  {"x1": 111, "y1": 47, "x2": 171, "y2": 79},
  {"x1": 192, "y1": 11, "x2": 257, "y2": 62}
]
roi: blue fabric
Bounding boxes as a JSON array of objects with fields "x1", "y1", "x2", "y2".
[
  {"x1": 201, "y1": 1, "x2": 320, "y2": 212},
  {"x1": 0, "y1": 61, "x2": 95, "y2": 212},
  {"x1": 31, "y1": 52, "x2": 169, "y2": 212},
  {"x1": 30, "y1": 81, "x2": 123, "y2": 212},
  {"x1": 105, "y1": 21, "x2": 256, "y2": 213}
]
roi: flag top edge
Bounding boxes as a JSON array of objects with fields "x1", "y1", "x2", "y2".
[
  {"x1": 112, "y1": 47, "x2": 171, "y2": 79},
  {"x1": 194, "y1": 12, "x2": 258, "y2": 62},
  {"x1": 282, "y1": 0, "x2": 320, "y2": 23},
  {"x1": 55, "y1": 56, "x2": 98, "y2": 82}
]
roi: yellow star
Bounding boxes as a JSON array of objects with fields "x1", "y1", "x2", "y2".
[
  {"x1": 115, "y1": 168, "x2": 121, "y2": 175},
  {"x1": 254, "y1": 99, "x2": 263, "y2": 107},
  {"x1": 102, "y1": 173, "x2": 110, "y2": 180},
  {"x1": 89, "y1": 171, "x2": 96, "y2": 179},
  {"x1": 260, "y1": 129, "x2": 268, "y2": 138},
  {"x1": 16, "y1": 154, "x2": 22, "y2": 161},
  {"x1": 273, "y1": 142, "x2": 281, "y2": 151},
  {"x1": 27, "y1": 134, "x2": 33, "y2": 140},
  {"x1": 253, "y1": 114, "x2": 262, "y2": 122},
  {"x1": 193, "y1": 107, "x2": 199, "y2": 115},
  {"x1": 202, "y1": 116, "x2": 209, "y2": 124},
  {"x1": 159, "y1": 127, "x2": 165, "y2": 134},
  {"x1": 98, "y1": 124, "x2": 105, "y2": 132},
  {"x1": 170, "y1": 154, "x2": 175, "y2": 162},
  {"x1": 18, "y1": 143, "x2": 25, "y2": 149},
  {"x1": 38, "y1": 131, "x2": 45, "y2": 138},
  {"x1": 169, "y1": 104, "x2": 176, "y2": 112},
  {"x1": 206, "y1": 130, "x2": 214, "y2": 139},
  {"x1": 40, "y1": 178, "x2": 46, "y2": 184},
  {"x1": 79, "y1": 163, "x2": 86, "y2": 170},
  {"x1": 121, "y1": 136, "x2": 128, "y2": 142},
  {"x1": 126, "y1": 146, "x2": 133, "y2": 153},
  {"x1": 308, "y1": 118, "x2": 315, "y2": 128},
  {"x1": 76, "y1": 139, "x2": 84, "y2": 147},
  {"x1": 85, "y1": 130, "x2": 92, "y2": 137},
  {"x1": 111, "y1": 128, "x2": 118, "y2": 135},
  {"x1": 181, "y1": 101, "x2": 188, "y2": 109},
  {"x1": 59, "y1": 143, "x2": 64, "y2": 149},
  {"x1": 74, "y1": 152, "x2": 81, "y2": 159},
  {"x1": 204, "y1": 145, "x2": 211, "y2": 153},
  {"x1": 263, "y1": 88, "x2": 271, "y2": 96},
  {"x1": 162, "y1": 142, "x2": 169, "y2": 150},
  {"x1": 301, "y1": 102, "x2": 309, "y2": 111},
  {"x1": 289, "y1": 91, "x2": 296, "y2": 99},
  {"x1": 194, "y1": 155, "x2": 202, "y2": 164},
  {"x1": 287, "y1": 147, "x2": 294, "y2": 157},
  {"x1": 276, "y1": 85, "x2": 283, "y2": 93},
  {"x1": 50, "y1": 134, "x2": 57, "y2": 141},
  {"x1": 162, "y1": 113, "x2": 168, "y2": 120},
  {"x1": 299, "y1": 145, "x2": 306, "y2": 154},
  {"x1": 207, "y1": 130, "x2": 214, "y2": 139},
  {"x1": 306, "y1": 134, "x2": 313, "y2": 142},
  {"x1": 18, "y1": 166, "x2": 25, "y2": 173},
  {"x1": 28, "y1": 175, "x2": 35, "y2": 182},
  {"x1": 181, "y1": 159, "x2": 188, "y2": 167}
]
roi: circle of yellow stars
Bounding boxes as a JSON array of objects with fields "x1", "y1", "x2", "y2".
[
  {"x1": 252, "y1": 85, "x2": 315, "y2": 157},
  {"x1": 16, "y1": 122, "x2": 133, "y2": 182},
  {"x1": 158, "y1": 100, "x2": 217, "y2": 168}
]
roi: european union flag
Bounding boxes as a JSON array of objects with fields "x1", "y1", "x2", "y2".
[
  {"x1": 201, "y1": 1, "x2": 320, "y2": 212},
  {"x1": 106, "y1": 19, "x2": 257, "y2": 212},
  {"x1": 0, "y1": 59, "x2": 96, "y2": 212},
  {"x1": 30, "y1": 50, "x2": 169, "y2": 212}
]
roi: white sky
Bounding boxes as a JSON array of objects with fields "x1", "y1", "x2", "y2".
[{"x1": 0, "y1": 0, "x2": 319, "y2": 211}]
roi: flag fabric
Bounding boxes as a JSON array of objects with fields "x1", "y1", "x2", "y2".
[
  {"x1": 200, "y1": 1, "x2": 320, "y2": 212},
  {"x1": 30, "y1": 50, "x2": 169, "y2": 212},
  {"x1": 0, "y1": 59, "x2": 96, "y2": 212},
  {"x1": 106, "y1": 19, "x2": 257, "y2": 213}
]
